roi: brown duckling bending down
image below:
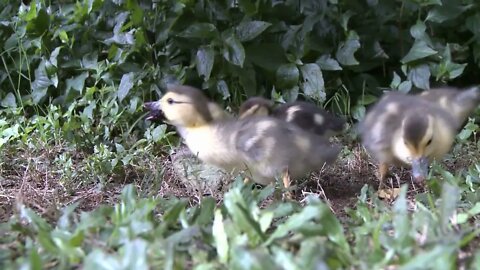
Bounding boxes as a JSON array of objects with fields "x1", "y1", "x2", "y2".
[
  {"x1": 145, "y1": 85, "x2": 341, "y2": 197},
  {"x1": 359, "y1": 91, "x2": 464, "y2": 190}
]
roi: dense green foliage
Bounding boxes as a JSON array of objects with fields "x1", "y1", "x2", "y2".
[
  {"x1": 3, "y1": 178, "x2": 480, "y2": 269},
  {"x1": 1, "y1": 0, "x2": 480, "y2": 122},
  {"x1": 1, "y1": 0, "x2": 480, "y2": 269}
]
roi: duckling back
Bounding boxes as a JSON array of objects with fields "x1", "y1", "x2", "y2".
[
  {"x1": 418, "y1": 86, "x2": 480, "y2": 125},
  {"x1": 238, "y1": 97, "x2": 274, "y2": 118},
  {"x1": 208, "y1": 102, "x2": 232, "y2": 120},
  {"x1": 239, "y1": 97, "x2": 345, "y2": 138},
  {"x1": 273, "y1": 101, "x2": 346, "y2": 137},
  {"x1": 233, "y1": 116, "x2": 341, "y2": 184}
]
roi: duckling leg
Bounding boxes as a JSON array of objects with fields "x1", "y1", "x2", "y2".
[
  {"x1": 378, "y1": 163, "x2": 389, "y2": 190},
  {"x1": 282, "y1": 169, "x2": 293, "y2": 200},
  {"x1": 377, "y1": 163, "x2": 401, "y2": 200}
]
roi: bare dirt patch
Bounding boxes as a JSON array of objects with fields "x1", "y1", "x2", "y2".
[{"x1": 0, "y1": 137, "x2": 477, "y2": 223}]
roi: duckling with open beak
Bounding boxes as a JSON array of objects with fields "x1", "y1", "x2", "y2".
[{"x1": 145, "y1": 85, "x2": 341, "y2": 198}]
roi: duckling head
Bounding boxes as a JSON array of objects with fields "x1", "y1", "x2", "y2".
[
  {"x1": 394, "y1": 113, "x2": 439, "y2": 182},
  {"x1": 239, "y1": 97, "x2": 274, "y2": 119},
  {"x1": 145, "y1": 85, "x2": 213, "y2": 127}
]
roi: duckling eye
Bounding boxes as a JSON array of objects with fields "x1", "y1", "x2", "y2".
[
  {"x1": 166, "y1": 98, "x2": 174, "y2": 105},
  {"x1": 426, "y1": 138, "x2": 433, "y2": 146}
]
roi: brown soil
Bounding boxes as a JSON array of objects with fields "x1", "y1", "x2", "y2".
[{"x1": 0, "y1": 137, "x2": 477, "y2": 224}]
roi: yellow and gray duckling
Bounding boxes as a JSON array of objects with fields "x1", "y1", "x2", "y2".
[
  {"x1": 147, "y1": 100, "x2": 231, "y2": 121},
  {"x1": 359, "y1": 91, "x2": 462, "y2": 189},
  {"x1": 239, "y1": 97, "x2": 345, "y2": 138},
  {"x1": 417, "y1": 86, "x2": 480, "y2": 126},
  {"x1": 144, "y1": 85, "x2": 341, "y2": 191}
]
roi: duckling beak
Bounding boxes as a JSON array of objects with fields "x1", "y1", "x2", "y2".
[
  {"x1": 411, "y1": 156, "x2": 429, "y2": 183},
  {"x1": 144, "y1": 101, "x2": 164, "y2": 121}
]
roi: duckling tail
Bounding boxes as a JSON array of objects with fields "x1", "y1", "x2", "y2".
[
  {"x1": 329, "y1": 116, "x2": 347, "y2": 133},
  {"x1": 457, "y1": 86, "x2": 480, "y2": 104}
]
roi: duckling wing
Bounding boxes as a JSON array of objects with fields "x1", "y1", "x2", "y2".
[
  {"x1": 274, "y1": 102, "x2": 345, "y2": 136},
  {"x1": 233, "y1": 117, "x2": 340, "y2": 181},
  {"x1": 358, "y1": 92, "x2": 406, "y2": 151},
  {"x1": 419, "y1": 87, "x2": 480, "y2": 126}
]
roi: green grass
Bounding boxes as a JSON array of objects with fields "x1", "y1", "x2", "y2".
[{"x1": 1, "y1": 105, "x2": 480, "y2": 269}]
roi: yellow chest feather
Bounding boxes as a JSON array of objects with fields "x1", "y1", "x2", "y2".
[{"x1": 179, "y1": 126, "x2": 244, "y2": 171}]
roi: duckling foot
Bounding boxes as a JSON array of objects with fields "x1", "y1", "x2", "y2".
[
  {"x1": 377, "y1": 188, "x2": 401, "y2": 200},
  {"x1": 377, "y1": 163, "x2": 389, "y2": 190},
  {"x1": 282, "y1": 170, "x2": 293, "y2": 201}
]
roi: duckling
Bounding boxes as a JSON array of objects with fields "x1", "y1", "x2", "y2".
[
  {"x1": 146, "y1": 100, "x2": 230, "y2": 121},
  {"x1": 417, "y1": 86, "x2": 480, "y2": 126},
  {"x1": 145, "y1": 85, "x2": 341, "y2": 193},
  {"x1": 359, "y1": 91, "x2": 461, "y2": 189},
  {"x1": 239, "y1": 97, "x2": 346, "y2": 138}
]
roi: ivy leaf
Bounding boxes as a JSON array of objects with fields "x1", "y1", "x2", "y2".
[
  {"x1": 408, "y1": 64, "x2": 431, "y2": 90},
  {"x1": 433, "y1": 45, "x2": 468, "y2": 80},
  {"x1": 66, "y1": 72, "x2": 89, "y2": 93},
  {"x1": 410, "y1": 21, "x2": 427, "y2": 40},
  {"x1": 216, "y1": 80, "x2": 230, "y2": 100},
  {"x1": 246, "y1": 43, "x2": 287, "y2": 71},
  {"x1": 300, "y1": 63, "x2": 325, "y2": 102},
  {"x1": 178, "y1": 23, "x2": 218, "y2": 39},
  {"x1": 104, "y1": 12, "x2": 134, "y2": 45},
  {"x1": 238, "y1": 0, "x2": 257, "y2": 15},
  {"x1": 237, "y1": 65, "x2": 257, "y2": 96},
  {"x1": 82, "y1": 103, "x2": 96, "y2": 121},
  {"x1": 23, "y1": 1, "x2": 37, "y2": 21},
  {"x1": 390, "y1": 72, "x2": 402, "y2": 89},
  {"x1": 223, "y1": 34, "x2": 245, "y2": 67},
  {"x1": 466, "y1": 14, "x2": 480, "y2": 36},
  {"x1": 1, "y1": 92, "x2": 17, "y2": 108},
  {"x1": 32, "y1": 60, "x2": 53, "y2": 91},
  {"x1": 282, "y1": 86, "x2": 299, "y2": 103},
  {"x1": 236, "y1": 21, "x2": 271, "y2": 42},
  {"x1": 426, "y1": 2, "x2": 468, "y2": 23},
  {"x1": 398, "y1": 80, "x2": 413, "y2": 93},
  {"x1": 417, "y1": 0, "x2": 442, "y2": 6},
  {"x1": 401, "y1": 40, "x2": 437, "y2": 64},
  {"x1": 31, "y1": 60, "x2": 53, "y2": 104},
  {"x1": 195, "y1": 46, "x2": 215, "y2": 81},
  {"x1": 26, "y1": 8, "x2": 50, "y2": 36},
  {"x1": 82, "y1": 52, "x2": 98, "y2": 70},
  {"x1": 316, "y1": 54, "x2": 342, "y2": 71},
  {"x1": 352, "y1": 105, "x2": 366, "y2": 121},
  {"x1": 117, "y1": 72, "x2": 134, "y2": 102},
  {"x1": 357, "y1": 95, "x2": 378, "y2": 106},
  {"x1": 336, "y1": 31, "x2": 360, "y2": 66},
  {"x1": 49, "y1": 47, "x2": 62, "y2": 68},
  {"x1": 446, "y1": 63, "x2": 467, "y2": 79},
  {"x1": 276, "y1": 64, "x2": 299, "y2": 89},
  {"x1": 340, "y1": 10, "x2": 355, "y2": 32},
  {"x1": 152, "y1": 125, "x2": 167, "y2": 142}
]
